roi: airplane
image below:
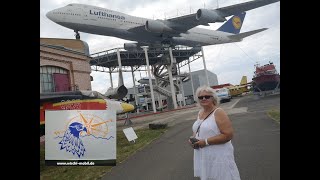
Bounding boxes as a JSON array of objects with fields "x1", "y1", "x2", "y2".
[
  {"x1": 211, "y1": 76, "x2": 251, "y2": 97},
  {"x1": 40, "y1": 90, "x2": 135, "y2": 126},
  {"x1": 46, "y1": 0, "x2": 280, "y2": 49},
  {"x1": 226, "y1": 76, "x2": 252, "y2": 97}
]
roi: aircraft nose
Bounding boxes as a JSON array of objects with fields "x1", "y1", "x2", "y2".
[
  {"x1": 121, "y1": 102, "x2": 135, "y2": 113},
  {"x1": 46, "y1": 10, "x2": 57, "y2": 21},
  {"x1": 46, "y1": 11, "x2": 53, "y2": 20}
]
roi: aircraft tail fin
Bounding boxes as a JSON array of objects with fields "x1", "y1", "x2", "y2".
[
  {"x1": 228, "y1": 28, "x2": 268, "y2": 40},
  {"x1": 217, "y1": 12, "x2": 246, "y2": 34},
  {"x1": 240, "y1": 76, "x2": 247, "y2": 85}
]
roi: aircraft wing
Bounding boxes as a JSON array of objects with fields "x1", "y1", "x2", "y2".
[
  {"x1": 214, "y1": 0, "x2": 279, "y2": 17},
  {"x1": 166, "y1": 0, "x2": 279, "y2": 32},
  {"x1": 40, "y1": 90, "x2": 106, "y2": 105},
  {"x1": 40, "y1": 90, "x2": 135, "y2": 114}
]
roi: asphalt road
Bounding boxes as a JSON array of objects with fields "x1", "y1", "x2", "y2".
[
  {"x1": 102, "y1": 94, "x2": 280, "y2": 180},
  {"x1": 232, "y1": 94, "x2": 280, "y2": 180}
]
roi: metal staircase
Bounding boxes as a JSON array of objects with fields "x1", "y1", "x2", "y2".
[{"x1": 153, "y1": 85, "x2": 172, "y2": 97}]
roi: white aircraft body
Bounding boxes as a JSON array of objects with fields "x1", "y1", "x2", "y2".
[
  {"x1": 40, "y1": 90, "x2": 135, "y2": 115},
  {"x1": 46, "y1": 0, "x2": 279, "y2": 49}
]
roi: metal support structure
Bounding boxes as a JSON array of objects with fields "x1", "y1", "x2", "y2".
[
  {"x1": 168, "y1": 47, "x2": 178, "y2": 109},
  {"x1": 143, "y1": 47, "x2": 157, "y2": 113},
  {"x1": 275, "y1": 81, "x2": 280, "y2": 90},
  {"x1": 109, "y1": 68, "x2": 113, "y2": 88},
  {"x1": 201, "y1": 46, "x2": 210, "y2": 86},
  {"x1": 155, "y1": 78, "x2": 163, "y2": 109},
  {"x1": 123, "y1": 113, "x2": 133, "y2": 126},
  {"x1": 131, "y1": 66, "x2": 139, "y2": 114},
  {"x1": 90, "y1": 45, "x2": 205, "y2": 109},
  {"x1": 117, "y1": 48, "x2": 124, "y2": 86},
  {"x1": 145, "y1": 96, "x2": 149, "y2": 111},
  {"x1": 177, "y1": 63, "x2": 186, "y2": 106},
  {"x1": 188, "y1": 57, "x2": 195, "y2": 101}
]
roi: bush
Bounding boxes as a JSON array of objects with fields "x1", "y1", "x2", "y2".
[{"x1": 149, "y1": 123, "x2": 168, "y2": 129}]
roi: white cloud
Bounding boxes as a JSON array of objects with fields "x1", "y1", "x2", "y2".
[{"x1": 41, "y1": 0, "x2": 280, "y2": 93}]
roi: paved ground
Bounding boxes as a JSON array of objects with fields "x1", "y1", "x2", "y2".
[
  {"x1": 232, "y1": 94, "x2": 280, "y2": 180},
  {"x1": 101, "y1": 94, "x2": 280, "y2": 180}
]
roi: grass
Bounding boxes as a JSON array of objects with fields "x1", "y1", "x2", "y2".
[
  {"x1": 40, "y1": 127, "x2": 168, "y2": 180},
  {"x1": 267, "y1": 109, "x2": 280, "y2": 123}
]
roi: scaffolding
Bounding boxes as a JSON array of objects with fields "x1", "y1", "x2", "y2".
[{"x1": 90, "y1": 45, "x2": 204, "y2": 111}]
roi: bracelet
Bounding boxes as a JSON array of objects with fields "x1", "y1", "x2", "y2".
[{"x1": 205, "y1": 138, "x2": 209, "y2": 146}]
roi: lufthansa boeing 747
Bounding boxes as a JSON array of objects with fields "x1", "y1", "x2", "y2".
[{"x1": 46, "y1": 0, "x2": 279, "y2": 49}]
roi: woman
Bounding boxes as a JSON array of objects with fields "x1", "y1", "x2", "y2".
[{"x1": 189, "y1": 86, "x2": 241, "y2": 180}]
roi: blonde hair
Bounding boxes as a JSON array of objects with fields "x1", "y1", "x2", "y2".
[{"x1": 195, "y1": 85, "x2": 220, "y2": 106}]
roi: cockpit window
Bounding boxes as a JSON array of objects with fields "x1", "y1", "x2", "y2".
[{"x1": 67, "y1": 4, "x2": 73, "y2": 6}]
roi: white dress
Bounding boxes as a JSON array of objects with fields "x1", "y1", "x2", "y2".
[{"x1": 192, "y1": 108, "x2": 241, "y2": 180}]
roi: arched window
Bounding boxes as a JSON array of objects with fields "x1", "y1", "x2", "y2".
[{"x1": 40, "y1": 66, "x2": 69, "y2": 92}]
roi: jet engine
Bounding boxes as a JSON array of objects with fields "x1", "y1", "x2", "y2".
[
  {"x1": 196, "y1": 9, "x2": 226, "y2": 23},
  {"x1": 124, "y1": 43, "x2": 142, "y2": 51},
  {"x1": 145, "y1": 20, "x2": 173, "y2": 33},
  {"x1": 104, "y1": 85, "x2": 128, "y2": 100}
]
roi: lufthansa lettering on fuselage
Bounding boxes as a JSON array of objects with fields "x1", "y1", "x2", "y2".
[{"x1": 89, "y1": 10, "x2": 125, "y2": 20}]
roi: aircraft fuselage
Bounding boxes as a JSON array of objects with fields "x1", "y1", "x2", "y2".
[{"x1": 46, "y1": 4, "x2": 237, "y2": 47}]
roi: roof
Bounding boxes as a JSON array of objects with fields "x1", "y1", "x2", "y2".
[
  {"x1": 90, "y1": 46, "x2": 201, "y2": 68},
  {"x1": 40, "y1": 38, "x2": 90, "y2": 56}
]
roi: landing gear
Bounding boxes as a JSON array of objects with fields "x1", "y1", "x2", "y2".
[
  {"x1": 161, "y1": 40, "x2": 172, "y2": 47},
  {"x1": 160, "y1": 35, "x2": 174, "y2": 48},
  {"x1": 74, "y1": 30, "x2": 80, "y2": 40}
]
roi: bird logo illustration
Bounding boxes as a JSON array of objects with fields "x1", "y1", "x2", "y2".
[
  {"x1": 55, "y1": 112, "x2": 114, "y2": 158},
  {"x1": 59, "y1": 122, "x2": 87, "y2": 158}
]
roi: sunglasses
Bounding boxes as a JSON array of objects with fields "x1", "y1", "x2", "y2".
[{"x1": 198, "y1": 95, "x2": 213, "y2": 100}]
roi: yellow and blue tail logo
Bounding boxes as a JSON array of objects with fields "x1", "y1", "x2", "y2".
[{"x1": 217, "y1": 12, "x2": 246, "y2": 34}]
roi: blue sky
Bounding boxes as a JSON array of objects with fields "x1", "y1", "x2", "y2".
[{"x1": 40, "y1": 0, "x2": 280, "y2": 94}]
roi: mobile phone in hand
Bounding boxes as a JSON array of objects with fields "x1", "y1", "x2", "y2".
[{"x1": 189, "y1": 137, "x2": 199, "y2": 144}]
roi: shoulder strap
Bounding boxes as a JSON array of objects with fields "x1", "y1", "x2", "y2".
[
  {"x1": 196, "y1": 108, "x2": 215, "y2": 135},
  {"x1": 204, "y1": 109, "x2": 215, "y2": 120}
]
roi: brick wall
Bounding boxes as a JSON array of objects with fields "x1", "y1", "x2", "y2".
[{"x1": 40, "y1": 44, "x2": 92, "y2": 91}]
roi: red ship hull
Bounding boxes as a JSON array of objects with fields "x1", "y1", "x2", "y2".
[
  {"x1": 252, "y1": 62, "x2": 280, "y2": 92},
  {"x1": 252, "y1": 74, "x2": 280, "y2": 91}
]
